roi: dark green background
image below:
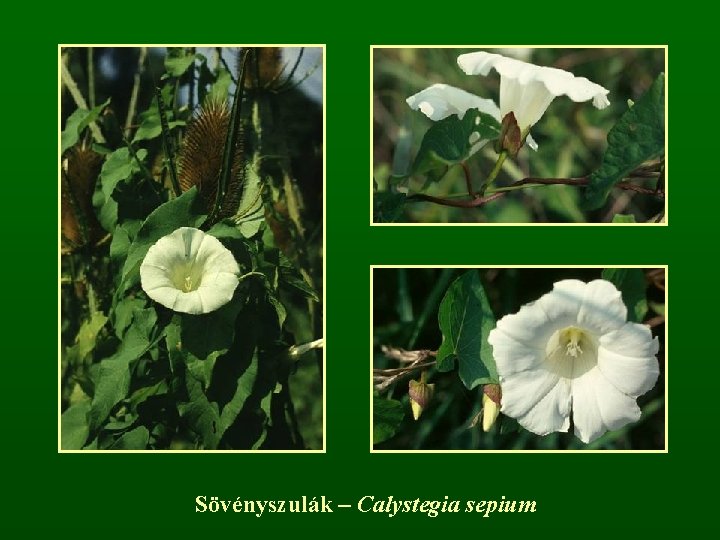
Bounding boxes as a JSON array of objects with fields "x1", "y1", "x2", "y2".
[{"x1": 6, "y1": 2, "x2": 713, "y2": 532}]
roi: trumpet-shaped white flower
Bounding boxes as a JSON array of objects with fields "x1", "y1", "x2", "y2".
[
  {"x1": 487, "y1": 279, "x2": 659, "y2": 443},
  {"x1": 406, "y1": 83, "x2": 538, "y2": 151},
  {"x1": 457, "y1": 51, "x2": 610, "y2": 132},
  {"x1": 140, "y1": 227, "x2": 240, "y2": 315}
]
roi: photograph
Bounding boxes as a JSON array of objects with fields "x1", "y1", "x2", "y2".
[
  {"x1": 59, "y1": 45, "x2": 324, "y2": 451},
  {"x1": 372, "y1": 47, "x2": 666, "y2": 224},
  {"x1": 372, "y1": 266, "x2": 666, "y2": 451}
]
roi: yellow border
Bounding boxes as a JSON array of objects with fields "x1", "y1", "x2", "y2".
[
  {"x1": 370, "y1": 45, "x2": 668, "y2": 226},
  {"x1": 369, "y1": 265, "x2": 668, "y2": 454},
  {"x1": 58, "y1": 44, "x2": 326, "y2": 454}
]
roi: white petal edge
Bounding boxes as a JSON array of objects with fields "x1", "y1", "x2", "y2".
[
  {"x1": 577, "y1": 279, "x2": 627, "y2": 335},
  {"x1": 406, "y1": 83, "x2": 500, "y2": 121},
  {"x1": 571, "y1": 366, "x2": 641, "y2": 443},
  {"x1": 515, "y1": 378, "x2": 571, "y2": 436},
  {"x1": 500, "y1": 368, "x2": 560, "y2": 419},
  {"x1": 457, "y1": 51, "x2": 610, "y2": 108},
  {"x1": 488, "y1": 328, "x2": 544, "y2": 377}
]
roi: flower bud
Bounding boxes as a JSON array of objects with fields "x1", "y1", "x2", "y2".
[
  {"x1": 495, "y1": 112, "x2": 522, "y2": 156},
  {"x1": 408, "y1": 379, "x2": 435, "y2": 420},
  {"x1": 482, "y1": 384, "x2": 502, "y2": 432}
]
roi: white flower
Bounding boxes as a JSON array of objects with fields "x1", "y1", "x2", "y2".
[
  {"x1": 140, "y1": 227, "x2": 240, "y2": 315},
  {"x1": 406, "y1": 83, "x2": 538, "y2": 151},
  {"x1": 487, "y1": 279, "x2": 659, "y2": 444},
  {"x1": 457, "y1": 51, "x2": 610, "y2": 132}
]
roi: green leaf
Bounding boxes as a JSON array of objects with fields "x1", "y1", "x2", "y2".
[
  {"x1": 61, "y1": 98, "x2": 110, "y2": 154},
  {"x1": 108, "y1": 426, "x2": 149, "y2": 450},
  {"x1": 165, "y1": 49, "x2": 199, "y2": 77},
  {"x1": 373, "y1": 191, "x2": 406, "y2": 223},
  {"x1": 87, "y1": 311, "x2": 156, "y2": 431},
  {"x1": 112, "y1": 297, "x2": 147, "y2": 338},
  {"x1": 99, "y1": 148, "x2": 148, "y2": 198},
  {"x1": 96, "y1": 147, "x2": 149, "y2": 232},
  {"x1": 120, "y1": 187, "x2": 207, "y2": 292},
  {"x1": 109, "y1": 220, "x2": 142, "y2": 263},
  {"x1": 209, "y1": 69, "x2": 233, "y2": 103},
  {"x1": 61, "y1": 401, "x2": 91, "y2": 450},
  {"x1": 75, "y1": 312, "x2": 108, "y2": 359},
  {"x1": 601, "y1": 268, "x2": 648, "y2": 323},
  {"x1": 436, "y1": 270, "x2": 498, "y2": 389},
  {"x1": 412, "y1": 110, "x2": 501, "y2": 176},
  {"x1": 133, "y1": 116, "x2": 185, "y2": 143},
  {"x1": 234, "y1": 164, "x2": 265, "y2": 238},
  {"x1": 180, "y1": 295, "x2": 244, "y2": 361},
  {"x1": 278, "y1": 252, "x2": 319, "y2": 302},
  {"x1": 373, "y1": 398, "x2": 404, "y2": 444},
  {"x1": 612, "y1": 214, "x2": 637, "y2": 224},
  {"x1": 585, "y1": 74, "x2": 665, "y2": 209}
]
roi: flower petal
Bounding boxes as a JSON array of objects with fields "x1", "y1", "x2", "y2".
[
  {"x1": 577, "y1": 279, "x2": 627, "y2": 335},
  {"x1": 499, "y1": 77, "x2": 555, "y2": 130},
  {"x1": 488, "y1": 328, "x2": 544, "y2": 376},
  {"x1": 571, "y1": 367, "x2": 641, "y2": 443},
  {"x1": 140, "y1": 227, "x2": 240, "y2": 315},
  {"x1": 500, "y1": 368, "x2": 560, "y2": 419},
  {"x1": 600, "y1": 322, "x2": 659, "y2": 358},
  {"x1": 597, "y1": 324, "x2": 659, "y2": 397},
  {"x1": 172, "y1": 290, "x2": 205, "y2": 315},
  {"x1": 458, "y1": 51, "x2": 610, "y2": 108},
  {"x1": 492, "y1": 301, "x2": 553, "y2": 349},
  {"x1": 515, "y1": 379, "x2": 571, "y2": 436},
  {"x1": 197, "y1": 272, "x2": 239, "y2": 313},
  {"x1": 143, "y1": 286, "x2": 180, "y2": 312},
  {"x1": 406, "y1": 83, "x2": 500, "y2": 122},
  {"x1": 535, "y1": 279, "x2": 587, "y2": 330}
]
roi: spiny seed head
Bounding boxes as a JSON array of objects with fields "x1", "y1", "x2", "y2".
[
  {"x1": 178, "y1": 99, "x2": 245, "y2": 220},
  {"x1": 61, "y1": 145, "x2": 103, "y2": 252}
]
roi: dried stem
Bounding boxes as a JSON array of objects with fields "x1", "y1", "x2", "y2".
[
  {"x1": 374, "y1": 346, "x2": 437, "y2": 392},
  {"x1": 60, "y1": 58, "x2": 105, "y2": 144},
  {"x1": 125, "y1": 47, "x2": 147, "y2": 136}
]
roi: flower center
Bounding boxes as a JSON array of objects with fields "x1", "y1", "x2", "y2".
[
  {"x1": 544, "y1": 326, "x2": 597, "y2": 379},
  {"x1": 170, "y1": 262, "x2": 203, "y2": 293}
]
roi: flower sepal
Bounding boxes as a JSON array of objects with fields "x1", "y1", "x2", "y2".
[{"x1": 482, "y1": 384, "x2": 502, "y2": 432}]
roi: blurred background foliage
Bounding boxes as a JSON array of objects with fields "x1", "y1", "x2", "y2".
[
  {"x1": 61, "y1": 47, "x2": 323, "y2": 449},
  {"x1": 373, "y1": 268, "x2": 665, "y2": 450},
  {"x1": 373, "y1": 48, "x2": 665, "y2": 223}
]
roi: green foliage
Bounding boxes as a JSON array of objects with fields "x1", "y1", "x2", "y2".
[
  {"x1": 62, "y1": 47, "x2": 323, "y2": 451},
  {"x1": 164, "y1": 48, "x2": 200, "y2": 77},
  {"x1": 612, "y1": 214, "x2": 637, "y2": 223},
  {"x1": 61, "y1": 98, "x2": 110, "y2": 154},
  {"x1": 585, "y1": 74, "x2": 665, "y2": 209},
  {"x1": 61, "y1": 401, "x2": 91, "y2": 450},
  {"x1": 412, "y1": 110, "x2": 500, "y2": 176},
  {"x1": 373, "y1": 191, "x2": 406, "y2": 223},
  {"x1": 373, "y1": 397, "x2": 405, "y2": 444},
  {"x1": 96, "y1": 147, "x2": 149, "y2": 231},
  {"x1": 234, "y1": 164, "x2": 266, "y2": 237},
  {"x1": 436, "y1": 270, "x2": 498, "y2": 389},
  {"x1": 601, "y1": 268, "x2": 649, "y2": 323}
]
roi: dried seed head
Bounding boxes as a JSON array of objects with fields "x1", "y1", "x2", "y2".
[
  {"x1": 178, "y1": 99, "x2": 245, "y2": 219},
  {"x1": 61, "y1": 146, "x2": 103, "y2": 252}
]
